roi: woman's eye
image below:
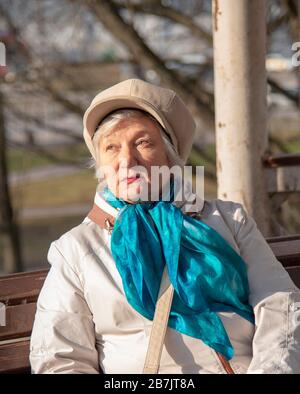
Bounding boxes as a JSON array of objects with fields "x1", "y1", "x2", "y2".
[
  {"x1": 105, "y1": 144, "x2": 118, "y2": 152},
  {"x1": 136, "y1": 139, "x2": 152, "y2": 147}
]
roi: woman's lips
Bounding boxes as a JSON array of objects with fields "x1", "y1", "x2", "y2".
[
  {"x1": 120, "y1": 175, "x2": 141, "y2": 185},
  {"x1": 125, "y1": 177, "x2": 139, "y2": 185}
]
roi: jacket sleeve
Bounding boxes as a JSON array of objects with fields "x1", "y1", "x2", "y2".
[
  {"x1": 233, "y1": 203, "x2": 300, "y2": 374},
  {"x1": 29, "y1": 240, "x2": 100, "y2": 374}
]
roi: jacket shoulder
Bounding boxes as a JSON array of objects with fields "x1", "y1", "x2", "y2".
[
  {"x1": 47, "y1": 219, "x2": 104, "y2": 270},
  {"x1": 201, "y1": 198, "x2": 246, "y2": 237},
  {"x1": 202, "y1": 198, "x2": 245, "y2": 220}
]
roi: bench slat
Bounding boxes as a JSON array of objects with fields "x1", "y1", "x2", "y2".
[
  {"x1": 0, "y1": 303, "x2": 37, "y2": 341},
  {"x1": 285, "y1": 266, "x2": 300, "y2": 289},
  {"x1": 0, "y1": 270, "x2": 48, "y2": 306},
  {"x1": 268, "y1": 239, "x2": 300, "y2": 267},
  {"x1": 0, "y1": 340, "x2": 31, "y2": 374}
]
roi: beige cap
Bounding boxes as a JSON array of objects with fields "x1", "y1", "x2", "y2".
[{"x1": 83, "y1": 78, "x2": 196, "y2": 163}]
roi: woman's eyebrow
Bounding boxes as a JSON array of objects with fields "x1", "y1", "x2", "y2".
[
  {"x1": 135, "y1": 131, "x2": 152, "y2": 138},
  {"x1": 101, "y1": 132, "x2": 120, "y2": 144},
  {"x1": 101, "y1": 129, "x2": 153, "y2": 145}
]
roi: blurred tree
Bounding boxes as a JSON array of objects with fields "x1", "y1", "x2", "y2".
[{"x1": 0, "y1": 90, "x2": 22, "y2": 272}]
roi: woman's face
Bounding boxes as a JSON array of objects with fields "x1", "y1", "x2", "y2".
[{"x1": 97, "y1": 115, "x2": 170, "y2": 202}]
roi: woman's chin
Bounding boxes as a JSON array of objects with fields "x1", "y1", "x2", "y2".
[{"x1": 118, "y1": 181, "x2": 150, "y2": 203}]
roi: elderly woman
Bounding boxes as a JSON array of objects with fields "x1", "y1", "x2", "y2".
[{"x1": 30, "y1": 78, "x2": 300, "y2": 374}]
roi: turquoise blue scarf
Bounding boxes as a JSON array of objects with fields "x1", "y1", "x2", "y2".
[{"x1": 100, "y1": 181, "x2": 255, "y2": 360}]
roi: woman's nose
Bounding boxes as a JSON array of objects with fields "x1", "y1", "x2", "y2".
[{"x1": 118, "y1": 144, "x2": 138, "y2": 169}]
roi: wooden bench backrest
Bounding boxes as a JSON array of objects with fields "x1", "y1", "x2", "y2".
[
  {"x1": 0, "y1": 270, "x2": 48, "y2": 373},
  {"x1": 0, "y1": 236, "x2": 300, "y2": 374}
]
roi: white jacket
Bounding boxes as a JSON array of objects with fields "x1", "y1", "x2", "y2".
[{"x1": 29, "y1": 189, "x2": 300, "y2": 374}]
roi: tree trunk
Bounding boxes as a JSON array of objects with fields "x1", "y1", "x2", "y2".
[
  {"x1": 212, "y1": 0, "x2": 272, "y2": 236},
  {"x1": 0, "y1": 90, "x2": 23, "y2": 273}
]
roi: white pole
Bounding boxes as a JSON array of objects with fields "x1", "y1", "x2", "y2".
[{"x1": 212, "y1": 0, "x2": 271, "y2": 236}]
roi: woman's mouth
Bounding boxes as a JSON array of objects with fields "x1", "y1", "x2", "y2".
[{"x1": 121, "y1": 174, "x2": 141, "y2": 185}]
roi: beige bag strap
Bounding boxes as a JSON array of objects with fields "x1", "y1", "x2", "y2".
[
  {"x1": 142, "y1": 266, "x2": 235, "y2": 374},
  {"x1": 143, "y1": 265, "x2": 174, "y2": 374}
]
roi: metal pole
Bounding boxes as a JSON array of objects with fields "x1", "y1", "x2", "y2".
[{"x1": 212, "y1": 0, "x2": 271, "y2": 236}]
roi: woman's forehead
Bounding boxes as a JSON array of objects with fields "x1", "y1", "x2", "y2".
[{"x1": 101, "y1": 119, "x2": 160, "y2": 141}]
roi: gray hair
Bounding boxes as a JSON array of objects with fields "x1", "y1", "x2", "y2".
[{"x1": 87, "y1": 108, "x2": 184, "y2": 190}]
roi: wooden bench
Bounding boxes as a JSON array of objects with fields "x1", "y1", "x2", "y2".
[{"x1": 0, "y1": 235, "x2": 300, "y2": 374}]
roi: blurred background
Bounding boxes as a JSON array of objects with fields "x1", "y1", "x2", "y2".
[{"x1": 0, "y1": 0, "x2": 299, "y2": 274}]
